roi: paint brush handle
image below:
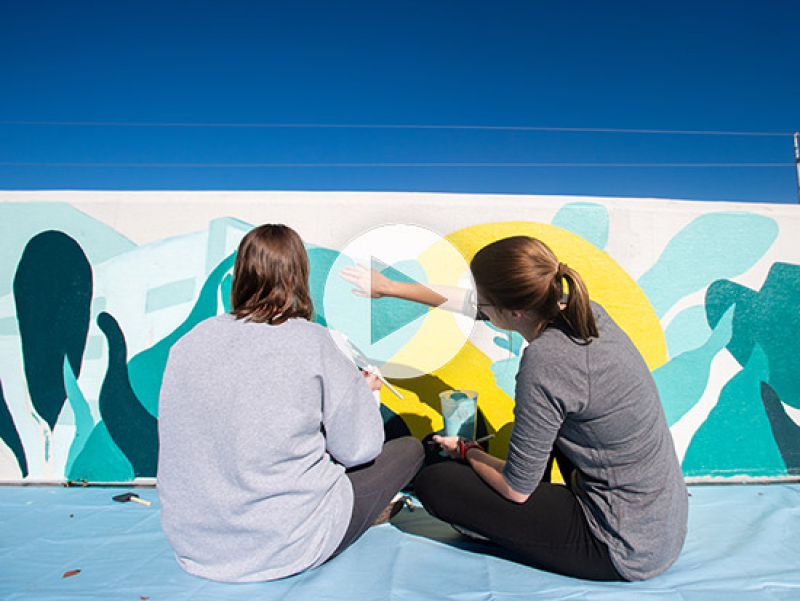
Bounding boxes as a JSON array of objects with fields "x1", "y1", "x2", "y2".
[
  {"x1": 427, "y1": 433, "x2": 495, "y2": 446},
  {"x1": 129, "y1": 496, "x2": 151, "y2": 507}
]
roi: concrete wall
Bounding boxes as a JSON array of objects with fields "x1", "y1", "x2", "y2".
[{"x1": 1, "y1": 191, "x2": 798, "y2": 483}]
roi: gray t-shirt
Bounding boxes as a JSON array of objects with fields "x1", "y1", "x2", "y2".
[
  {"x1": 157, "y1": 315, "x2": 384, "y2": 582},
  {"x1": 504, "y1": 303, "x2": 688, "y2": 581}
]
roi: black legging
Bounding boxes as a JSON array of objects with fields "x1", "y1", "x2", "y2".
[
  {"x1": 414, "y1": 451, "x2": 623, "y2": 581},
  {"x1": 331, "y1": 436, "x2": 424, "y2": 557}
]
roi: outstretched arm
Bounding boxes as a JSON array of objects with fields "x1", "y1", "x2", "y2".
[{"x1": 340, "y1": 263, "x2": 474, "y2": 314}]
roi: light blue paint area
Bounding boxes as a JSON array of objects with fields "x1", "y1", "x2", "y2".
[
  {"x1": 654, "y1": 305, "x2": 734, "y2": 426},
  {"x1": 682, "y1": 344, "x2": 786, "y2": 478},
  {"x1": 127, "y1": 253, "x2": 236, "y2": 417},
  {"x1": 490, "y1": 355, "x2": 522, "y2": 398},
  {"x1": 637, "y1": 212, "x2": 778, "y2": 318},
  {"x1": 144, "y1": 278, "x2": 196, "y2": 313},
  {"x1": 0, "y1": 317, "x2": 18, "y2": 336},
  {"x1": 665, "y1": 305, "x2": 713, "y2": 358},
  {"x1": 68, "y1": 421, "x2": 135, "y2": 482},
  {"x1": 83, "y1": 335, "x2": 105, "y2": 361},
  {"x1": 206, "y1": 217, "x2": 251, "y2": 275},
  {"x1": 551, "y1": 202, "x2": 609, "y2": 249},
  {"x1": 487, "y1": 323, "x2": 524, "y2": 398},
  {"x1": 0, "y1": 202, "x2": 136, "y2": 296},
  {"x1": 91, "y1": 296, "x2": 107, "y2": 316},
  {"x1": 491, "y1": 330, "x2": 524, "y2": 356},
  {"x1": 62, "y1": 358, "x2": 96, "y2": 474}
]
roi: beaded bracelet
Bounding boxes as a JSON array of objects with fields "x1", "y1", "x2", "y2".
[{"x1": 459, "y1": 439, "x2": 484, "y2": 461}]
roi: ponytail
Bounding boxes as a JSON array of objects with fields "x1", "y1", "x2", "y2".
[
  {"x1": 557, "y1": 263, "x2": 598, "y2": 343},
  {"x1": 471, "y1": 236, "x2": 598, "y2": 344}
]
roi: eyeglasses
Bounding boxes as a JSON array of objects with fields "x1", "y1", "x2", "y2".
[{"x1": 469, "y1": 299, "x2": 493, "y2": 321}]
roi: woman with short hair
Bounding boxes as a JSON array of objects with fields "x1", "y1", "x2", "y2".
[{"x1": 158, "y1": 224, "x2": 423, "y2": 582}]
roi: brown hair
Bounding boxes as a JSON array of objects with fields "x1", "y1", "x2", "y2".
[
  {"x1": 230, "y1": 224, "x2": 313, "y2": 325},
  {"x1": 470, "y1": 236, "x2": 598, "y2": 342}
]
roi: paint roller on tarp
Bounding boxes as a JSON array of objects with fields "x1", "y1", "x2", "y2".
[{"x1": 112, "y1": 492, "x2": 151, "y2": 507}]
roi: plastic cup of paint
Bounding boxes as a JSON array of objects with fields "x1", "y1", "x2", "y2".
[{"x1": 439, "y1": 390, "x2": 478, "y2": 440}]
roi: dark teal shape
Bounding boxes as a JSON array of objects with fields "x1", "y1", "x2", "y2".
[
  {"x1": 370, "y1": 260, "x2": 429, "y2": 345},
  {"x1": 97, "y1": 312, "x2": 158, "y2": 478},
  {"x1": 760, "y1": 382, "x2": 800, "y2": 476},
  {"x1": 127, "y1": 253, "x2": 236, "y2": 417},
  {"x1": 653, "y1": 305, "x2": 734, "y2": 426},
  {"x1": 67, "y1": 421, "x2": 134, "y2": 482},
  {"x1": 682, "y1": 345, "x2": 786, "y2": 478},
  {"x1": 551, "y1": 202, "x2": 609, "y2": 249},
  {"x1": 706, "y1": 262, "x2": 800, "y2": 410},
  {"x1": 13, "y1": 231, "x2": 92, "y2": 430},
  {"x1": 638, "y1": 212, "x2": 777, "y2": 317},
  {"x1": 0, "y1": 202, "x2": 134, "y2": 297},
  {"x1": 0, "y1": 379, "x2": 28, "y2": 477}
]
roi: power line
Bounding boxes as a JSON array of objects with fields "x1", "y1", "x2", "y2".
[
  {"x1": 0, "y1": 121, "x2": 791, "y2": 137},
  {"x1": 0, "y1": 162, "x2": 793, "y2": 168}
]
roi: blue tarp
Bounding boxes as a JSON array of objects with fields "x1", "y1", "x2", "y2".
[{"x1": 1, "y1": 484, "x2": 799, "y2": 599}]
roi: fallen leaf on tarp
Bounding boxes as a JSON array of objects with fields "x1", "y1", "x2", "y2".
[
  {"x1": 62, "y1": 569, "x2": 81, "y2": 578},
  {"x1": 140, "y1": 597, "x2": 150, "y2": 600}
]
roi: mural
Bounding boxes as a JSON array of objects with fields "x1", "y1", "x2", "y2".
[{"x1": 0, "y1": 194, "x2": 798, "y2": 482}]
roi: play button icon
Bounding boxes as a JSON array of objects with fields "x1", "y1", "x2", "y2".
[
  {"x1": 323, "y1": 224, "x2": 478, "y2": 380},
  {"x1": 367, "y1": 255, "x2": 448, "y2": 344}
]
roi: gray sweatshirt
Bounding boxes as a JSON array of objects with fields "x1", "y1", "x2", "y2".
[
  {"x1": 504, "y1": 303, "x2": 688, "y2": 581},
  {"x1": 157, "y1": 315, "x2": 384, "y2": 582}
]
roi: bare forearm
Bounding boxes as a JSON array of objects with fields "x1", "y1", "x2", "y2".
[
  {"x1": 388, "y1": 281, "x2": 472, "y2": 313},
  {"x1": 386, "y1": 280, "x2": 447, "y2": 308},
  {"x1": 465, "y1": 448, "x2": 530, "y2": 504}
]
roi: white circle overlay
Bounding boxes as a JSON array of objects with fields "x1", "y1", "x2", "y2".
[{"x1": 323, "y1": 223, "x2": 478, "y2": 380}]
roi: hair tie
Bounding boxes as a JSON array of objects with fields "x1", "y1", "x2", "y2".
[{"x1": 556, "y1": 262, "x2": 568, "y2": 278}]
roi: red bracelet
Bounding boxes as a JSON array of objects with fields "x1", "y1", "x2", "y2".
[{"x1": 459, "y1": 439, "x2": 484, "y2": 461}]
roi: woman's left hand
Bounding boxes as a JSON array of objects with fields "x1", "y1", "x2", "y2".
[{"x1": 431, "y1": 434, "x2": 461, "y2": 459}]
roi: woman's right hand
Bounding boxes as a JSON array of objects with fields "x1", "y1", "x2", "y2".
[{"x1": 340, "y1": 263, "x2": 394, "y2": 299}]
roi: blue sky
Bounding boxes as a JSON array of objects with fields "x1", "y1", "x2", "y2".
[{"x1": 1, "y1": 1, "x2": 798, "y2": 203}]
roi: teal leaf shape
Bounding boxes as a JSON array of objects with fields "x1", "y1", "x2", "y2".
[
  {"x1": 638, "y1": 212, "x2": 777, "y2": 318},
  {"x1": 682, "y1": 344, "x2": 785, "y2": 478}
]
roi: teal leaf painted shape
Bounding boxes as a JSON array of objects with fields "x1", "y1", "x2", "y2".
[
  {"x1": 13, "y1": 231, "x2": 92, "y2": 431},
  {"x1": 654, "y1": 305, "x2": 734, "y2": 426},
  {"x1": 638, "y1": 212, "x2": 777, "y2": 318},
  {"x1": 760, "y1": 382, "x2": 800, "y2": 476},
  {"x1": 68, "y1": 421, "x2": 134, "y2": 482},
  {"x1": 63, "y1": 358, "x2": 95, "y2": 474},
  {"x1": 97, "y1": 312, "x2": 158, "y2": 477},
  {"x1": 706, "y1": 262, "x2": 800, "y2": 410},
  {"x1": 0, "y1": 202, "x2": 134, "y2": 297},
  {"x1": 664, "y1": 305, "x2": 712, "y2": 358},
  {"x1": 682, "y1": 344, "x2": 785, "y2": 478},
  {"x1": 307, "y1": 246, "x2": 342, "y2": 327},
  {"x1": 491, "y1": 356, "x2": 522, "y2": 399},
  {"x1": 127, "y1": 253, "x2": 236, "y2": 417},
  {"x1": 551, "y1": 202, "x2": 609, "y2": 249}
]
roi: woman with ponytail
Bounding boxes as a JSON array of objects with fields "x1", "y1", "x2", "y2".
[{"x1": 341, "y1": 236, "x2": 687, "y2": 581}]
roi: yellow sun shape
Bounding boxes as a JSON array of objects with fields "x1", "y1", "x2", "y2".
[{"x1": 379, "y1": 221, "x2": 667, "y2": 457}]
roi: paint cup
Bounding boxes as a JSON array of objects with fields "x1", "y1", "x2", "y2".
[{"x1": 439, "y1": 390, "x2": 478, "y2": 440}]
